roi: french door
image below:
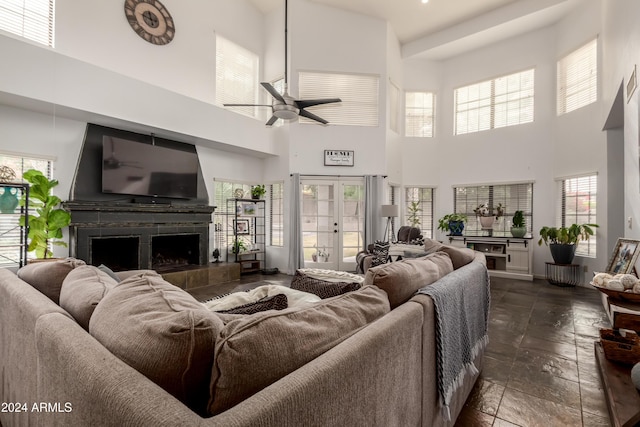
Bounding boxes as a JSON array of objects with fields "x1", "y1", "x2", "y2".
[{"x1": 300, "y1": 178, "x2": 364, "y2": 272}]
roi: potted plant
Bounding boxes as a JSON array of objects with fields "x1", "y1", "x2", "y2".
[
  {"x1": 511, "y1": 210, "x2": 527, "y2": 238},
  {"x1": 538, "y1": 223, "x2": 598, "y2": 264},
  {"x1": 407, "y1": 201, "x2": 421, "y2": 227},
  {"x1": 19, "y1": 169, "x2": 71, "y2": 259},
  {"x1": 231, "y1": 239, "x2": 247, "y2": 254},
  {"x1": 437, "y1": 213, "x2": 468, "y2": 236},
  {"x1": 251, "y1": 184, "x2": 266, "y2": 199},
  {"x1": 474, "y1": 203, "x2": 504, "y2": 229}
]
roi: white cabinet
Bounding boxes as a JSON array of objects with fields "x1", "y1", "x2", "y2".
[{"x1": 449, "y1": 236, "x2": 533, "y2": 281}]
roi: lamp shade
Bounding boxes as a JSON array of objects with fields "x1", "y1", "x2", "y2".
[{"x1": 381, "y1": 204, "x2": 399, "y2": 217}]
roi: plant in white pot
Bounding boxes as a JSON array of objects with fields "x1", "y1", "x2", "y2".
[
  {"x1": 538, "y1": 223, "x2": 598, "y2": 264},
  {"x1": 474, "y1": 203, "x2": 504, "y2": 229}
]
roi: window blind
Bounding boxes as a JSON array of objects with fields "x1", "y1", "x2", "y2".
[
  {"x1": 557, "y1": 39, "x2": 597, "y2": 115},
  {"x1": 269, "y1": 182, "x2": 283, "y2": 247},
  {"x1": 298, "y1": 71, "x2": 379, "y2": 126},
  {"x1": 453, "y1": 182, "x2": 533, "y2": 234},
  {"x1": 0, "y1": 0, "x2": 54, "y2": 47},
  {"x1": 405, "y1": 91, "x2": 435, "y2": 137},
  {"x1": 558, "y1": 174, "x2": 597, "y2": 257},
  {"x1": 215, "y1": 35, "x2": 259, "y2": 119},
  {"x1": 454, "y1": 69, "x2": 534, "y2": 135}
]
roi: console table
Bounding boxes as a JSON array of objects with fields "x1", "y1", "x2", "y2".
[{"x1": 545, "y1": 262, "x2": 581, "y2": 287}]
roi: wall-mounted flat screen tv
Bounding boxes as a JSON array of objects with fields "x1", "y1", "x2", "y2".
[{"x1": 102, "y1": 136, "x2": 198, "y2": 199}]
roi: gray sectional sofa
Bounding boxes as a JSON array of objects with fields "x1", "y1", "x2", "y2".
[{"x1": 0, "y1": 245, "x2": 488, "y2": 427}]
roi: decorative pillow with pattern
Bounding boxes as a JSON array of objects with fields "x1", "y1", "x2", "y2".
[
  {"x1": 290, "y1": 270, "x2": 361, "y2": 299},
  {"x1": 371, "y1": 240, "x2": 390, "y2": 267},
  {"x1": 216, "y1": 294, "x2": 288, "y2": 315}
]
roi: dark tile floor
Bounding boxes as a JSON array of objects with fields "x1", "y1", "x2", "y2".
[{"x1": 187, "y1": 273, "x2": 613, "y2": 427}]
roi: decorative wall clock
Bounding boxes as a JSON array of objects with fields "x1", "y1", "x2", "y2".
[{"x1": 124, "y1": 0, "x2": 175, "y2": 45}]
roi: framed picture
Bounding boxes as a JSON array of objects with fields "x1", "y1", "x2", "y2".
[
  {"x1": 466, "y1": 243, "x2": 475, "y2": 250},
  {"x1": 324, "y1": 150, "x2": 354, "y2": 167},
  {"x1": 606, "y1": 238, "x2": 640, "y2": 274},
  {"x1": 234, "y1": 219, "x2": 250, "y2": 235},
  {"x1": 241, "y1": 202, "x2": 256, "y2": 216},
  {"x1": 490, "y1": 245, "x2": 503, "y2": 254}
]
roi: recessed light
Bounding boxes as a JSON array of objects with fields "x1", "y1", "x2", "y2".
[{"x1": 422, "y1": 0, "x2": 429, "y2": 3}]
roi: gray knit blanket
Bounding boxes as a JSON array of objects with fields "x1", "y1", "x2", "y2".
[{"x1": 417, "y1": 260, "x2": 490, "y2": 421}]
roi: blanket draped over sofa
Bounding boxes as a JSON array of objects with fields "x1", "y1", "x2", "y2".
[{"x1": 418, "y1": 260, "x2": 490, "y2": 421}]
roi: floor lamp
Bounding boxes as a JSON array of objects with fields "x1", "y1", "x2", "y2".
[{"x1": 381, "y1": 204, "x2": 399, "y2": 242}]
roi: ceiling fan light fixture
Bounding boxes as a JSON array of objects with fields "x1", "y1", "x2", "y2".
[{"x1": 273, "y1": 105, "x2": 300, "y2": 120}]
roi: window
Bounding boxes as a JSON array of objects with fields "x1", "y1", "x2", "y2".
[
  {"x1": 389, "y1": 81, "x2": 400, "y2": 133},
  {"x1": 298, "y1": 71, "x2": 379, "y2": 126},
  {"x1": 213, "y1": 180, "x2": 252, "y2": 261},
  {"x1": 454, "y1": 69, "x2": 534, "y2": 135},
  {"x1": 557, "y1": 38, "x2": 597, "y2": 115},
  {"x1": 404, "y1": 187, "x2": 434, "y2": 239},
  {"x1": 405, "y1": 91, "x2": 435, "y2": 137},
  {"x1": 269, "y1": 182, "x2": 283, "y2": 247},
  {"x1": 0, "y1": 153, "x2": 52, "y2": 267},
  {"x1": 558, "y1": 174, "x2": 597, "y2": 257},
  {"x1": 387, "y1": 184, "x2": 400, "y2": 240},
  {"x1": 0, "y1": 0, "x2": 54, "y2": 47},
  {"x1": 453, "y1": 182, "x2": 533, "y2": 235},
  {"x1": 215, "y1": 35, "x2": 259, "y2": 119}
]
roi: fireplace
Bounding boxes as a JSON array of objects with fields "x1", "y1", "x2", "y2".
[{"x1": 64, "y1": 202, "x2": 215, "y2": 271}]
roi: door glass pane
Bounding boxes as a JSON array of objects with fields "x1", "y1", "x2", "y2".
[{"x1": 341, "y1": 183, "x2": 363, "y2": 264}]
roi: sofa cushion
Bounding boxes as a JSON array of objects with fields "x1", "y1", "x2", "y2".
[
  {"x1": 209, "y1": 285, "x2": 390, "y2": 415},
  {"x1": 217, "y1": 294, "x2": 288, "y2": 314},
  {"x1": 203, "y1": 284, "x2": 320, "y2": 312},
  {"x1": 17, "y1": 257, "x2": 87, "y2": 304},
  {"x1": 363, "y1": 252, "x2": 454, "y2": 308},
  {"x1": 424, "y1": 238, "x2": 476, "y2": 269},
  {"x1": 291, "y1": 270, "x2": 361, "y2": 299},
  {"x1": 59, "y1": 265, "x2": 118, "y2": 330},
  {"x1": 89, "y1": 272, "x2": 223, "y2": 416}
]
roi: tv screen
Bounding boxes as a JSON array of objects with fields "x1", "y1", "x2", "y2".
[{"x1": 102, "y1": 136, "x2": 198, "y2": 199}]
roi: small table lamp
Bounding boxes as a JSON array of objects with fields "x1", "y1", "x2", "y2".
[{"x1": 381, "y1": 204, "x2": 399, "y2": 242}]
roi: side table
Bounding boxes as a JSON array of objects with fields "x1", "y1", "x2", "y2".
[{"x1": 545, "y1": 262, "x2": 581, "y2": 287}]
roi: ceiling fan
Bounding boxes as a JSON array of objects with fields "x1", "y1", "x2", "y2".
[{"x1": 224, "y1": 0, "x2": 341, "y2": 126}]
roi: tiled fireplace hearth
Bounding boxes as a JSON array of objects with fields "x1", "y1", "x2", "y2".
[{"x1": 64, "y1": 202, "x2": 215, "y2": 272}]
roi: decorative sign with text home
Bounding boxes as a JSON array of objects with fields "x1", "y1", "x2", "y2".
[{"x1": 324, "y1": 150, "x2": 354, "y2": 167}]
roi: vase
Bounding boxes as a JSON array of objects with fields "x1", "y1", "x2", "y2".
[
  {"x1": 448, "y1": 220, "x2": 465, "y2": 236},
  {"x1": 479, "y1": 216, "x2": 494, "y2": 229},
  {"x1": 549, "y1": 244, "x2": 577, "y2": 265},
  {"x1": 510, "y1": 226, "x2": 526, "y2": 238},
  {"x1": 0, "y1": 187, "x2": 19, "y2": 214}
]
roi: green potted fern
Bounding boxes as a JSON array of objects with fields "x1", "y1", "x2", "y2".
[{"x1": 19, "y1": 169, "x2": 71, "y2": 259}]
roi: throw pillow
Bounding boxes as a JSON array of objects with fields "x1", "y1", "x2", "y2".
[
  {"x1": 423, "y1": 238, "x2": 476, "y2": 270},
  {"x1": 59, "y1": 265, "x2": 118, "y2": 330},
  {"x1": 89, "y1": 272, "x2": 223, "y2": 416},
  {"x1": 217, "y1": 294, "x2": 288, "y2": 315},
  {"x1": 17, "y1": 257, "x2": 87, "y2": 304},
  {"x1": 371, "y1": 240, "x2": 390, "y2": 267},
  {"x1": 296, "y1": 268, "x2": 364, "y2": 284},
  {"x1": 208, "y1": 285, "x2": 390, "y2": 415},
  {"x1": 363, "y1": 252, "x2": 454, "y2": 308},
  {"x1": 291, "y1": 270, "x2": 361, "y2": 299}
]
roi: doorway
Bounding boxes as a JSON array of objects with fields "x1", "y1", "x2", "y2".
[{"x1": 300, "y1": 177, "x2": 364, "y2": 271}]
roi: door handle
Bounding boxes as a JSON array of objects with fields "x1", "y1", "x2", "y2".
[{"x1": 334, "y1": 230, "x2": 338, "y2": 233}]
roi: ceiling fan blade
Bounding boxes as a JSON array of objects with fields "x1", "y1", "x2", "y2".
[
  {"x1": 223, "y1": 103, "x2": 273, "y2": 107},
  {"x1": 265, "y1": 115, "x2": 279, "y2": 126},
  {"x1": 295, "y1": 98, "x2": 341, "y2": 109},
  {"x1": 299, "y1": 109, "x2": 328, "y2": 125},
  {"x1": 260, "y1": 82, "x2": 286, "y2": 104}
]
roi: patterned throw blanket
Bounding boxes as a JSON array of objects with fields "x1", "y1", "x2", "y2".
[{"x1": 417, "y1": 260, "x2": 490, "y2": 421}]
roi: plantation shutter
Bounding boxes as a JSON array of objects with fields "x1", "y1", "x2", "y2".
[
  {"x1": 557, "y1": 38, "x2": 597, "y2": 115},
  {"x1": 298, "y1": 71, "x2": 379, "y2": 126},
  {"x1": 0, "y1": 0, "x2": 54, "y2": 47},
  {"x1": 215, "y1": 35, "x2": 259, "y2": 118}
]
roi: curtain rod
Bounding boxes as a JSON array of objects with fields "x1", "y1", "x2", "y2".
[{"x1": 291, "y1": 174, "x2": 388, "y2": 178}]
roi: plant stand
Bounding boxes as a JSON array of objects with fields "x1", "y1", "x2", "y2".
[{"x1": 544, "y1": 262, "x2": 581, "y2": 287}]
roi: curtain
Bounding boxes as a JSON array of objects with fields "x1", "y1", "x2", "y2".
[
  {"x1": 364, "y1": 175, "x2": 385, "y2": 250},
  {"x1": 287, "y1": 173, "x2": 304, "y2": 273}
]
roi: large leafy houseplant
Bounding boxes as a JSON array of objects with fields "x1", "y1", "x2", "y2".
[
  {"x1": 437, "y1": 213, "x2": 468, "y2": 236},
  {"x1": 538, "y1": 223, "x2": 598, "y2": 264},
  {"x1": 19, "y1": 169, "x2": 72, "y2": 259}
]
